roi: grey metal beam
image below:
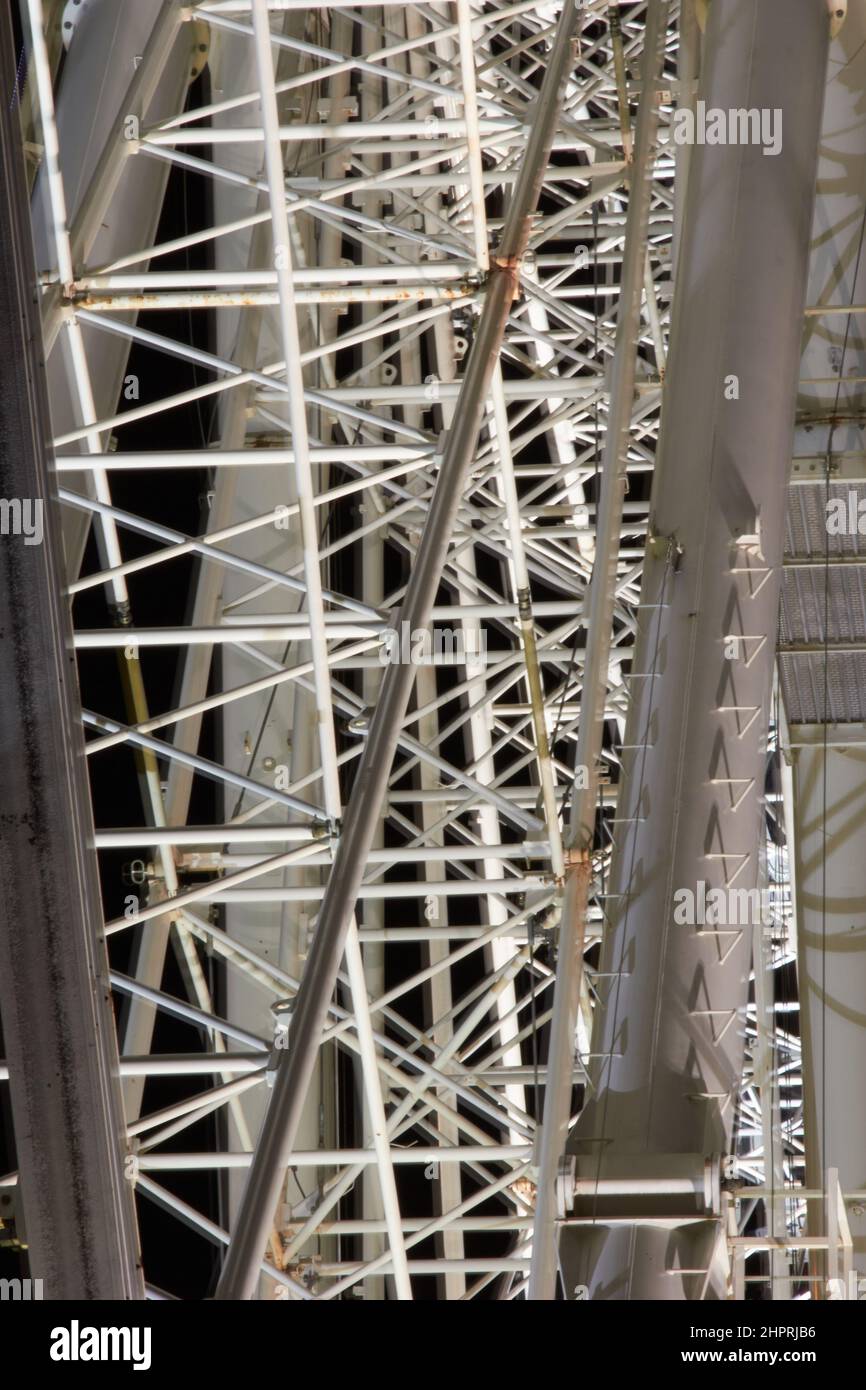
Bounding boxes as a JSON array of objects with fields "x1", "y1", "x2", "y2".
[{"x1": 0, "y1": 5, "x2": 143, "y2": 1300}]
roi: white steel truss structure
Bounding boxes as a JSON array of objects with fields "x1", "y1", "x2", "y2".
[
  {"x1": 10, "y1": 0, "x2": 675, "y2": 1300},
  {"x1": 2, "y1": 0, "x2": 848, "y2": 1304}
]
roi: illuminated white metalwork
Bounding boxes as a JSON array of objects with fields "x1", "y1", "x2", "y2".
[{"x1": 25, "y1": 0, "x2": 845, "y2": 1303}]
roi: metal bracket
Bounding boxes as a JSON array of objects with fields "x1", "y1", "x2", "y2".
[
  {"x1": 647, "y1": 524, "x2": 683, "y2": 569},
  {"x1": 61, "y1": 0, "x2": 95, "y2": 52},
  {"x1": 189, "y1": 20, "x2": 211, "y2": 85},
  {"x1": 828, "y1": 1, "x2": 847, "y2": 39}
]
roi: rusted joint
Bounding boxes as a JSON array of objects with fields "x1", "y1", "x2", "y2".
[
  {"x1": 512, "y1": 1176, "x2": 537, "y2": 1204},
  {"x1": 286, "y1": 1255, "x2": 321, "y2": 1287},
  {"x1": 491, "y1": 254, "x2": 522, "y2": 302},
  {"x1": 563, "y1": 846, "x2": 591, "y2": 871}
]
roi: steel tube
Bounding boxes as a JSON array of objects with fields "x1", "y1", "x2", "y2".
[{"x1": 146, "y1": 1146, "x2": 531, "y2": 1169}]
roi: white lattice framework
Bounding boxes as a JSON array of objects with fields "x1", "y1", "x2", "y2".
[{"x1": 10, "y1": 0, "x2": 718, "y2": 1299}]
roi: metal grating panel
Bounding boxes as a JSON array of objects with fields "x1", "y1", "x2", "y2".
[{"x1": 781, "y1": 481, "x2": 866, "y2": 722}]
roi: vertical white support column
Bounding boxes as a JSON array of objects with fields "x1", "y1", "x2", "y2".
[{"x1": 559, "y1": 0, "x2": 829, "y2": 1301}]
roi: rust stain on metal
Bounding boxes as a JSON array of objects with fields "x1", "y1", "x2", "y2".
[{"x1": 491, "y1": 255, "x2": 522, "y2": 302}]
